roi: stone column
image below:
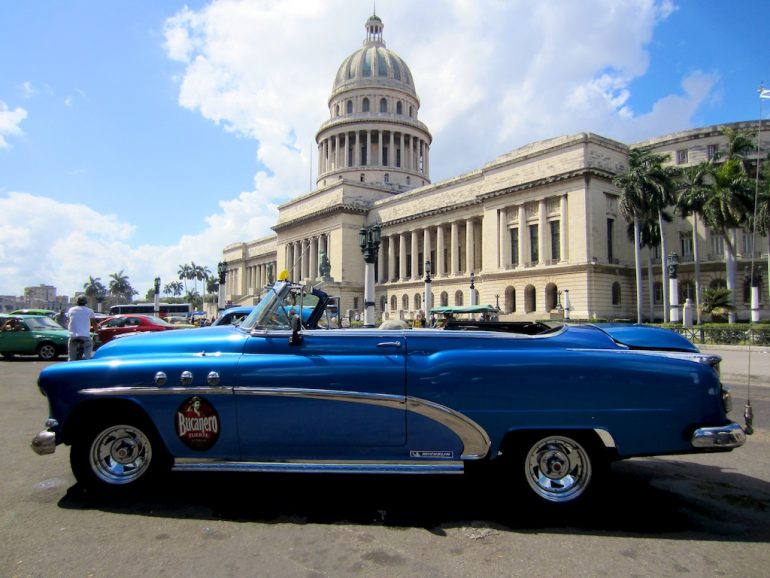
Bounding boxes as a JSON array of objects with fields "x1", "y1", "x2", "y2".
[
  {"x1": 400, "y1": 133, "x2": 404, "y2": 169},
  {"x1": 399, "y1": 233, "x2": 407, "y2": 281},
  {"x1": 519, "y1": 205, "x2": 528, "y2": 266},
  {"x1": 436, "y1": 225, "x2": 445, "y2": 277},
  {"x1": 354, "y1": 131, "x2": 360, "y2": 166},
  {"x1": 367, "y1": 130, "x2": 372, "y2": 166},
  {"x1": 499, "y1": 208, "x2": 509, "y2": 268},
  {"x1": 411, "y1": 230, "x2": 419, "y2": 280},
  {"x1": 387, "y1": 235, "x2": 396, "y2": 282},
  {"x1": 539, "y1": 199, "x2": 547, "y2": 264},
  {"x1": 423, "y1": 227, "x2": 432, "y2": 271},
  {"x1": 389, "y1": 131, "x2": 394, "y2": 168},
  {"x1": 450, "y1": 221, "x2": 460, "y2": 275},
  {"x1": 560, "y1": 194, "x2": 568, "y2": 262},
  {"x1": 286, "y1": 243, "x2": 294, "y2": 279},
  {"x1": 466, "y1": 218, "x2": 475, "y2": 273},
  {"x1": 309, "y1": 237, "x2": 318, "y2": 280}
]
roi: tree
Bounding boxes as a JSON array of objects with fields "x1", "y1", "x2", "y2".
[
  {"x1": 675, "y1": 162, "x2": 711, "y2": 323},
  {"x1": 108, "y1": 270, "x2": 137, "y2": 304},
  {"x1": 163, "y1": 281, "x2": 183, "y2": 297},
  {"x1": 83, "y1": 276, "x2": 107, "y2": 310},
  {"x1": 615, "y1": 148, "x2": 676, "y2": 323},
  {"x1": 177, "y1": 263, "x2": 192, "y2": 292},
  {"x1": 754, "y1": 161, "x2": 770, "y2": 303},
  {"x1": 702, "y1": 158, "x2": 754, "y2": 322}
]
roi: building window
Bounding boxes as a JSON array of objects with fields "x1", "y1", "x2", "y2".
[
  {"x1": 607, "y1": 218, "x2": 614, "y2": 262},
  {"x1": 743, "y1": 231, "x2": 755, "y2": 255},
  {"x1": 384, "y1": 173, "x2": 389, "y2": 183},
  {"x1": 391, "y1": 295, "x2": 397, "y2": 311},
  {"x1": 679, "y1": 279, "x2": 695, "y2": 302},
  {"x1": 680, "y1": 233, "x2": 693, "y2": 258},
  {"x1": 396, "y1": 101, "x2": 402, "y2": 115},
  {"x1": 611, "y1": 282, "x2": 621, "y2": 305},
  {"x1": 440, "y1": 291, "x2": 448, "y2": 307},
  {"x1": 524, "y1": 285, "x2": 536, "y2": 313},
  {"x1": 380, "y1": 98, "x2": 387, "y2": 113},
  {"x1": 505, "y1": 286, "x2": 516, "y2": 313},
  {"x1": 406, "y1": 176, "x2": 410, "y2": 185},
  {"x1": 362, "y1": 98, "x2": 370, "y2": 112},
  {"x1": 455, "y1": 290, "x2": 463, "y2": 306},
  {"x1": 710, "y1": 232, "x2": 724, "y2": 257},
  {"x1": 347, "y1": 100, "x2": 353, "y2": 114},
  {"x1": 353, "y1": 297, "x2": 359, "y2": 310},
  {"x1": 510, "y1": 228, "x2": 519, "y2": 267},
  {"x1": 550, "y1": 221, "x2": 560, "y2": 261},
  {"x1": 402, "y1": 294, "x2": 409, "y2": 310},
  {"x1": 545, "y1": 283, "x2": 557, "y2": 311},
  {"x1": 707, "y1": 144, "x2": 718, "y2": 160},
  {"x1": 380, "y1": 296, "x2": 386, "y2": 312},
  {"x1": 710, "y1": 278, "x2": 727, "y2": 290},
  {"x1": 360, "y1": 173, "x2": 365, "y2": 183},
  {"x1": 676, "y1": 149, "x2": 688, "y2": 165},
  {"x1": 414, "y1": 293, "x2": 421, "y2": 310},
  {"x1": 529, "y1": 225, "x2": 539, "y2": 263},
  {"x1": 653, "y1": 282, "x2": 663, "y2": 304},
  {"x1": 335, "y1": 104, "x2": 340, "y2": 117},
  {"x1": 382, "y1": 146, "x2": 388, "y2": 166},
  {"x1": 409, "y1": 105, "x2": 414, "y2": 117}
]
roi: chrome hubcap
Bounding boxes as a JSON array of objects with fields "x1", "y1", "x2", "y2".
[
  {"x1": 525, "y1": 436, "x2": 591, "y2": 503},
  {"x1": 90, "y1": 425, "x2": 152, "y2": 485}
]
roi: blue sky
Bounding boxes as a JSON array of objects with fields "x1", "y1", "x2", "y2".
[{"x1": 1, "y1": 0, "x2": 768, "y2": 297}]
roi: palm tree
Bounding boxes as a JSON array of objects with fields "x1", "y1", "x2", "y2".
[
  {"x1": 177, "y1": 263, "x2": 192, "y2": 293},
  {"x1": 614, "y1": 148, "x2": 676, "y2": 322},
  {"x1": 753, "y1": 161, "x2": 770, "y2": 302},
  {"x1": 675, "y1": 162, "x2": 711, "y2": 322},
  {"x1": 702, "y1": 158, "x2": 754, "y2": 322},
  {"x1": 83, "y1": 276, "x2": 107, "y2": 310},
  {"x1": 163, "y1": 281, "x2": 183, "y2": 297},
  {"x1": 109, "y1": 270, "x2": 136, "y2": 304}
]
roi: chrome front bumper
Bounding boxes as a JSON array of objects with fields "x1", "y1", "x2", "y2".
[
  {"x1": 31, "y1": 419, "x2": 59, "y2": 456},
  {"x1": 691, "y1": 423, "x2": 746, "y2": 449}
]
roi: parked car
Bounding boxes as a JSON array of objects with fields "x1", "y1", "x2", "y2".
[
  {"x1": 10, "y1": 308, "x2": 58, "y2": 320},
  {"x1": 31, "y1": 277, "x2": 745, "y2": 505},
  {"x1": 1, "y1": 314, "x2": 69, "y2": 360},
  {"x1": 96, "y1": 314, "x2": 179, "y2": 344},
  {"x1": 212, "y1": 306, "x2": 254, "y2": 326}
]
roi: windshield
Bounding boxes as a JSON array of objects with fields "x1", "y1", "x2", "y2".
[
  {"x1": 25, "y1": 316, "x2": 64, "y2": 330},
  {"x1": 240, "y1": 281, "x2": 324, "y2": 330}
]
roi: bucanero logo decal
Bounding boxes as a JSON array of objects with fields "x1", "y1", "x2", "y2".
[{"x1": 175, "y1": 396, "x2": 220, "y2": 451}]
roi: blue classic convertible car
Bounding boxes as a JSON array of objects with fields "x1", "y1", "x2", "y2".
[{"x1": 32, "y1": 277, "x2": 746, "y2": 505}]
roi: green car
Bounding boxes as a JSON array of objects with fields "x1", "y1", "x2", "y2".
[{"x1": 0, "y1": 315, "x2": 69, "y2": 360}]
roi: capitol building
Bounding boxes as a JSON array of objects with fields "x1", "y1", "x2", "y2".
[{"x1": 222, "y1": 13, "x2": 769, "y2": 322}]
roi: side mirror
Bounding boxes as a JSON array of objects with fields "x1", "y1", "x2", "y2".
[{"x1": 289, "y1": 315, "x2": 303, "y2": 346}]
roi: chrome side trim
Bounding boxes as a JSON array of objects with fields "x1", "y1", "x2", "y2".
[
  {"x1": 692, "y1": 423, "x2": 746, "y2": 449},
  {"x1": 233, "y1": 387, "x2": 491, "y2": 461},
  {"x1": 173, "y1": 459, "x2": 464, "y2": 475},
  {"x1": 80, "y1": 386, "x2": 232, "y2": 396}
]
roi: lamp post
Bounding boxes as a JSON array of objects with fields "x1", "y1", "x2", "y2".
[
  {"x1": 423, "y1": 259, "x2": 432, "y2": 322},
  {"x1": 217, "y1": 261, "x2": 227, "y2": 311},
  {"x1": 746, "y1": 267, "x2": 762, "y2": 323},
  {"x1": 359, "y1": 224, "x2": 381, "y2": 327},
  {"x1": 153, "y1": 276, "x2": 161, "y2": 318},
  {"x1": 667, "y1": 252, "x2": 680, "y2": 323},
  {"x1": 563, "y1": 289, "x2": 571, "y2": 320},
  {"x1": 469, "y1": 271, "x2": 477, "y2": 306}
]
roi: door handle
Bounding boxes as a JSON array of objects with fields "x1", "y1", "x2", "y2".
[{"x1": 377, "y1": 341, "x2": 402, "y2": 348}]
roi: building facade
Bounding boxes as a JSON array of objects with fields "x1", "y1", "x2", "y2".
[{"x1": 222, "y1": 14, "x2": 769, "y2": 322}]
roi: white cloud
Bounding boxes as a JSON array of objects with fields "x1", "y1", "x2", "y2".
[
  {"x1": 1, "y1": 0, "x2": 721, "y2": 298},
  {"x1": 0, "y1": 101, "x2": 27, "y2": 149}
]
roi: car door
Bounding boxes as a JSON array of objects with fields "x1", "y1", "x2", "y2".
[
  {"x1": 235, "y1": 329, "x2": 407, "y2": 455},
  {"x1": 0, "y1": 318, "x2": 35, "y2": 354}
]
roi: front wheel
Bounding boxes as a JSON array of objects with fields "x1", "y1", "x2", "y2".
[
  {"x1": 37, "y1": 342, "x2": 58, "y2": 361},
  {"x1": 70, "y1": 417, "x2": 169, "y2": 493},
  {"x1": 520, "y1": 433, "x2": 602, "y2": 505}
]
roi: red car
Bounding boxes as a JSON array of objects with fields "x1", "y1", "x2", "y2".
[{"x1": 96, "y1": 314, "x2": 179, "y2": 344}]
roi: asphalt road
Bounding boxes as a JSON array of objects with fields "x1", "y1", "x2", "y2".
[{"x1": 2, "y1": 354, "x2": 769, "y2": 578}]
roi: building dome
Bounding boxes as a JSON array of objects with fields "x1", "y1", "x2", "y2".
[
  {"x1": 316, "y1": 13, "x2": 431, "y2": 191},
  {"x1": 331, "y1": 16, "x2": 416, "y2": 98}
]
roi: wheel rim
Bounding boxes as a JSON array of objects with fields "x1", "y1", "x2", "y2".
[
  {"x1": 524, "y1": 436, "x2": 592, "y2": 503},
  {"x1": 38, "y1": 344, "x2": 56, "y2": 360},
  {"x1": 89, "y1": 425, "x2": 152, "y2": 485}
]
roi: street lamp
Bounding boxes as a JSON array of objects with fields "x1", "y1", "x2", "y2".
[
  {"x1": 359, "y1": 224, "x2": 381, "y2": 327},
  {"x1": 667, "y1": 252, "x2": 680, "y2": 323},
  {"x1": 153, "y1": 276, "x2": 161, "y2": 318},
  {"x1": 423, "y1": 259, "x2": 432, "y2": 322},
  {"x1": 468, "y1": 271, "x2": 477, "y2": 306},
  {"x1": 563, "y1": 289, "x2": 571, "y2": 320},
  {"x1": 217, "y1": 261, "x2": 227, "y2": 311}
]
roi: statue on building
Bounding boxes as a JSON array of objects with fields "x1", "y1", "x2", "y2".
[
  {"x1": 266, "y1": 263, "x2": 274, "y2": 285},
  {"x1": 319, "y1": 251, "x2": 332, "y2": 279}
]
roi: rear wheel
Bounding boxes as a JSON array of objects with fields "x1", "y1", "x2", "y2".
[
  {"x1": 37, "y1": 342, "x2": 58, "y2": 361},
  {"x1": 518, "y1": 433, "x2": 603, "y2": 505},
  {"x1": 70, "y1": 415, "x2": 169, "y2": 494}
]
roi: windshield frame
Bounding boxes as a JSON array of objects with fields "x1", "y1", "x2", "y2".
[{"x1": 239, "y1": 281, "x2": 329, "y2": 331}]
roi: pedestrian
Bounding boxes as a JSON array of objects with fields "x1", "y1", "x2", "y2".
[
  {"x1": 67, "y1": 296, "x2": 95, "y2": 361},
  {"x1": 56, "y1": 309, "x2": 67, "y2": 328}
]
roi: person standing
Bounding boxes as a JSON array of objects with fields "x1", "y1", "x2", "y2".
[{"x1": 68, "y1": 296, "x2": 95, "y2": 360}]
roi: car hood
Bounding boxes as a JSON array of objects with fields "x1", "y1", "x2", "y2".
[{"x1": 93, "y1": 325, "x2": 248, "y2": 358}]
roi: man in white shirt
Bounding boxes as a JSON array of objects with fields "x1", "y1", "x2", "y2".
[{"x1": 67, "y1": 296, "x2": 95, "y2": 360}]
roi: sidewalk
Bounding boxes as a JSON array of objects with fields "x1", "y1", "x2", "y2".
[{"x1": 699, "y1": 345, "x2": 770, "y2": 386}]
